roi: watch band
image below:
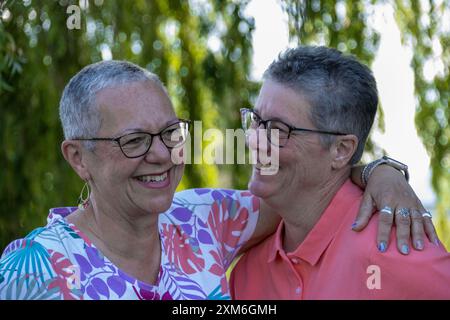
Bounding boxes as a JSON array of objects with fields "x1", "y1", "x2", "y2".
[
  {"x1": 361, "y1": 159, "x2": 383, "y2": 187},
  {"x1": 361, "y1": 156, "x2": 409, "y2": 187}
]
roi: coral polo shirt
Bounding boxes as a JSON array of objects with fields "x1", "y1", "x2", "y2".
[{"x1": 230, "y1": 180, "x2": 450, "y2": 299}]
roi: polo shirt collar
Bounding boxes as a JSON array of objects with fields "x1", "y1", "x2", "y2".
[{"x1": 268, "y1": 179, "x2": 362, "y2": 266}]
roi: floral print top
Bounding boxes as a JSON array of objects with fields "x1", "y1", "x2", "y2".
[{"x1": 0, "y1": 188, "x2": 259, "y2": 300}]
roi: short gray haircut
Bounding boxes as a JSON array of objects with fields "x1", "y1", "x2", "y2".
[
  {"x1": 59, "y1": 60, "x2": 165, "y2": 149},
  {"x1": 264, "y1": 46, "x2": 378, "y2": 164}
]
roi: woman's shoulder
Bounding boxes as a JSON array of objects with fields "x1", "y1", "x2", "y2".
[
  {"x1": 167, "y1": 188, "x2": 254, "y2": 219},
  {"x1": 0, "y1": 207, "x2": 84, "y2": 299},
  {"x1": 0, "y1": 206, "x2": 81, "y2": 266},
  {"x1": 163, "y1": 188, "x2": 258, "y2": 231}
]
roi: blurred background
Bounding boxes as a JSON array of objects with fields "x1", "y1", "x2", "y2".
[{"x1": 0, "y1": 0, "x2": 449, "y2": 250}]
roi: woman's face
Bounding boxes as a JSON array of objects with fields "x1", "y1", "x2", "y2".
[
  {"x1": 84, "y1": 80, "x2": 184, "y2": 216},
  {"x1": 248, "y1": 80, "x2": 332, "y2": 205}
]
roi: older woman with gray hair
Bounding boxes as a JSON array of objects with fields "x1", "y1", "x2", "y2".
[
  {"x1": 0, "y1": 59, "x2": 437, "y2": 300},
  {"x1": 231, "y1": 46, "x2": 450, "y2": 299}
]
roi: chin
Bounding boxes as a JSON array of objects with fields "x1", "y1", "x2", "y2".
[
  {"x1": 147, "y1": 203, "x2": 172, "y2": 214},
  {"x1": 248, "y1": 178, "x2": 276, "y2": 200},
  {"x1": 145, "y1": 194, "x2": 175, "y2": 214}
]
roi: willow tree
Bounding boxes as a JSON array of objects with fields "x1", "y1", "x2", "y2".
[
  {"x1": 0, "y1": 0, "x2": 255, "y2": 249},
  {"x1": 280, "y1": 0, "x2": 450, "y2": 247}
]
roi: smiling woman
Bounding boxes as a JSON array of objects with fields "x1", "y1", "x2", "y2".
[
  {"x1": 230, "y1": 46, "x2": 450, "y2": 299},
  {"x1": 0, "y1": 60, "x2": 263, "y2": 299}
]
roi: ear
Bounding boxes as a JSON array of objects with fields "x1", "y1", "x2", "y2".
[
  {"x1": 330, "y1": 134, "x2": 359, "y2": 170},
  {"x1": 61, "y1": 140, "x2": 92, "y2": 181}
]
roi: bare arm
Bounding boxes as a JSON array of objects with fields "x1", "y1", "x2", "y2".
[{"x1": 239, "y1": 199, "x2": 280, "y2": 254}]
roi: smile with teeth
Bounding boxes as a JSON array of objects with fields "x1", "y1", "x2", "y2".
[{"x1": 136, "y1": 171, "x2": 168, "y2": 183}]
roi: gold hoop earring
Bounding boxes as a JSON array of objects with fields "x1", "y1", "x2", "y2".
[{"x1": 78, "y1": 182, "x2": 90, "y2": 210}]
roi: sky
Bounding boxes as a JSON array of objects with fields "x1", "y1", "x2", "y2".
[{"x1": 246, "y1": 0, "x2": 436, "y2": 208}]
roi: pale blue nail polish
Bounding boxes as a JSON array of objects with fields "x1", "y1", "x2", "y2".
[
  {"x1": 351, "y1": 222, "x2": 358, "y2": 229},
  {"x1": 415, "y1": 240, "x2": 424, "y2": 250},
  {"x1": 378, "y1": 242, "x2": 386, "y2": 252},
  {"x1": 401, "y1": 244, "x2": 409, "y2": 255}
]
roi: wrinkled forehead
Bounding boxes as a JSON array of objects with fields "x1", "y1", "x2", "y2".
[
  {"x1": 255, "y1": 80, "x2": 313, "y2": 124},
  {"x1": 95, "y1": 80, "x2": 177, "y2": 135}
]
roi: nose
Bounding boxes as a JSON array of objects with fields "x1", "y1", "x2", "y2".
[
  {"x1": 144, "y1": 135, "x2": 171, "y2": 163},
  {"x1": 247, "y1": 127, "x2": 271, "y2": 163}
]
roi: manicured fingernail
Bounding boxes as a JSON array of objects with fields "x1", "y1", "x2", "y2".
[
  {"x1": 351, "y1": 221, "x2": 358, "y2": 229},
  {"x1": 434, "y1": 238, "x2": 440, "y2": 246},
  {"x1": 415, "y1": 240, "x2": 424, "y2": 250},
  {"x1": 401, "y1": 244, "x2": 410, "y2": 255},
  {"x1": 378, "y1": 242, "x2": 387, "y2": 253}
]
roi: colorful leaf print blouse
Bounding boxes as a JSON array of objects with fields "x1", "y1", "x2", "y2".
[{"x1": 0, "y1": 188, "x2": 259, "y2": 300}]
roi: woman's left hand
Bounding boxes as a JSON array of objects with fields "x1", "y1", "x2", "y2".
[{"x1": 352, "y1": 165, "x2": 439, "y2": 255}]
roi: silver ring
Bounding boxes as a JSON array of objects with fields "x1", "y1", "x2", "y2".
[
  {"x1": 396, "y1": 207, "x2": 410, "y2": 218},
  {"x1": 380, "y1": 206, "x2": 393, "y2": 215},
  {"x1": 422, "y1": 211, "x2": 432, "y2": 219}
]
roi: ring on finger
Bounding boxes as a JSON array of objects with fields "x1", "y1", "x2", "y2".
[
  {"x1": 396, "y1": 207, "x2": 410, "y2": 218},
  {"x1": 421, "y1": 211, "x2": 432, "y2": 219},
  {"x1": 380, "y1": 206, "x2": 393, "y2": 215}
]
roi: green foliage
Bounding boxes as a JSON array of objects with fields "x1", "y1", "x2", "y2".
[
  {"x1": 393, "y1": 0, "x2": 450, "y2": 248},
  {"x1": 280, "y1": 0, "x2": 449, "y2": 248},
  {"x1": 1, "y1": 0, "x2": 84, "y2": 250},
  {"x1": 280, "y1": 0, "x2": 384, "y2": 155}
]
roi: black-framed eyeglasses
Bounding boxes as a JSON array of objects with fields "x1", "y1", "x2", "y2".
[
  {"x1": 73, "y1": 120, "x2": 191, "y2": 158},
  {"x1": 240, "y1": 108, "x2": 347, "y2": 147}
]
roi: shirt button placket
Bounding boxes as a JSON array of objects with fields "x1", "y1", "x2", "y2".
[{"x1": 287, "y1": 256, "x2": 303, "y2": 299}]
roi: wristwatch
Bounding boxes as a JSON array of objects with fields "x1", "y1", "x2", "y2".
[{"x1": 361, "y1": 156, "x2": 409, "y2": 187}]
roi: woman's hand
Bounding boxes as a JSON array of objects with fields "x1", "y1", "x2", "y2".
[{"x1": 352, "y1": 164, "x2": 439, "y2": 254}]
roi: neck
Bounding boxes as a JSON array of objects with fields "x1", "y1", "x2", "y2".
[
  {"x1": 274, "y1": 171, "x2": 350, "y2": 253},
  {"x1": 69, "y1": 196, "x2": 160, "y2": 262},
  {"x1": 67, "y1": 191, "x2": 163, "y2": 284}
]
